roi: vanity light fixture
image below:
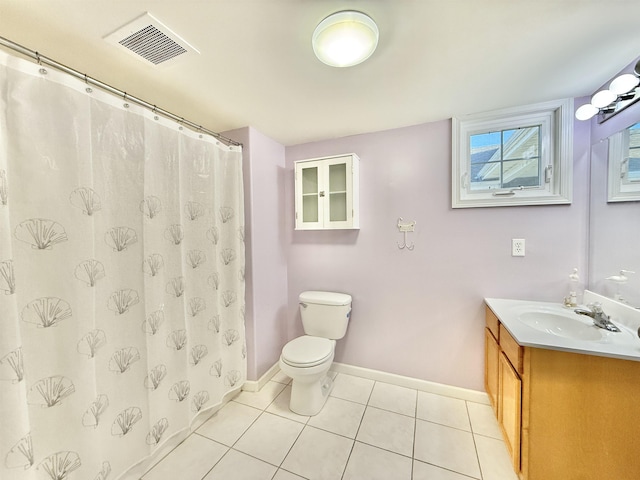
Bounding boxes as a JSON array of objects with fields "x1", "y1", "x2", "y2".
[
  {"x1": 312, "y1": 10, "x2": 379, "y2": 67},
  {"x1": 575, "y1": 59, "x2": 640, "y2": 121}
]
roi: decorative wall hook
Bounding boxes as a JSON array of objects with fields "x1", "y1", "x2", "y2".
[{"x1": 397, "y1": 217, "x2": 416, "y2": 250}]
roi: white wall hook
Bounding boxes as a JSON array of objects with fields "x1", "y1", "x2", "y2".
[{"x1": 397, "y1": 217, "x2": 416, "y2": 250}]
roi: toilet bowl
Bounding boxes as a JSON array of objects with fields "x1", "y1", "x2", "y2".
[
  {"x1": 280, "y1": 291, "x2": 351, "y2": 416},
  {"x1": 279, "y1": 336, "x2": 336, "y2": 415}
]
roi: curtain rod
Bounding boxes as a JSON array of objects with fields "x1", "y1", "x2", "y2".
[{"x1": 0, "y1": 35, "x2": 242, "y2": 147}]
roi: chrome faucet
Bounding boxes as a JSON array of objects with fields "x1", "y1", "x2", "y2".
[{"x1": 574, "y1": 303, "x2": 621, "y2": 332}]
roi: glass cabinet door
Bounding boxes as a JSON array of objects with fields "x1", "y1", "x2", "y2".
[
  {"x1": 301, "y1": 165, "x2": 319, "y2": 223},
  {"x1": 328, "y1": 163, "x2": 347, "y2": 222}
]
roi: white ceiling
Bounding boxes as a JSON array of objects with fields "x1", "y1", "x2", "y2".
[{"x1": 1, "y1": 1, "x2": 639, "y2": 146}]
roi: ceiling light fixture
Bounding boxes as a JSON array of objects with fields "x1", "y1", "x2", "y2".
[
  {"x1": 575, "y1": 59, "x2": 640, "y2": 121},
  {"x1": 312, "y1": 11, "x2": 379, "y2": 68}
]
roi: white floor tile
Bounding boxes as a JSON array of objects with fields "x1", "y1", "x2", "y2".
[
  {"x1": 355, "y1": 406, "x2": 415, "y2": 457},
  {"x1": 466, "y1": 401, "x2": 502, "y2": 439},
  {"x1": 273, "y1": 469, "x2": 308, "y2": 480},
  {"x1": 412, "y1": 460, "x2": 475, "y2": 480},
  {"x1": 368, "y1": 382, "x2": 417, "y2": 417},
  {"x1": 342, "y1": 441, "x2": 412, "y2": 480},
  {"x1": 234, "y1": 412, "x2": 304, "y2": 466},
  {"x1": 266, "y1": 385, "x2": 311, "y2": 424},
  {"x1": 234, "y1": 381, "x2": 287, "y2": 410},
  {"x1": 307, "y1": 396, "x2": 366, "y2": 438},
  {"x1": 203, "y1": 449, "x2": 277, "y2": 480},
  {"x1": 414, "y1": 420, "x2": 481, "y2": 479},
  {"x1": 142, "y1": 434, "x2": 227, "y2": 480},
  {"x1": 197, "y1": 401, "x2": 262, "y2": 446},
  {"x1": 281, "y1": 426, "x2": 353, "y2": 480},
  {"x1": 474, "y1": 434, "x2": 519, "y2": 480},
  {"x1": 329, "y1": 374, "x2": 374, "y2": 404},
  {"x1": 416, "y1": 392, "x2": 471, "y2": 431}
]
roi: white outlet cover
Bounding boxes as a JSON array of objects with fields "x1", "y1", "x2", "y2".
[{"x1": 512, "y1": 238, "x2": 525, "y2": 256}]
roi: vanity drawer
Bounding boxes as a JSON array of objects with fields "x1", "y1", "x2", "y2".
[
  {"x1": 499, "y1": 324, "x2": 524, "y2": 375},
  {"x1": 485, "y1": 306, "x2": 500, "y2": 341}
]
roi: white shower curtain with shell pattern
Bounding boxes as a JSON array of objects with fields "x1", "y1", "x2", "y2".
[{"x1": 0, "y1": 51, "x2": 245, "y2": 480}]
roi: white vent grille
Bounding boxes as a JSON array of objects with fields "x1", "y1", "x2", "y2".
[{"x1": 104, "y1": 13, "x2": 198, "y2": 66}]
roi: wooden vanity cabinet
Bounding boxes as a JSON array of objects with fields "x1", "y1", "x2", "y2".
[{"x1": 485, "y1": 305, "x2": 640, "y2": 480}]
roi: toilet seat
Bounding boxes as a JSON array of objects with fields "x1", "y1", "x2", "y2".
[{"x1": 281, "y1": 336, "x2": 334, "y2": 368}]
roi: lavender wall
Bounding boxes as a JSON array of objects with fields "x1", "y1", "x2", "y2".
[
  {"x1": 285, "y1": 118, "x2": 591, "y2": 391},
  {"x1": 224, "y1": 127, "x2": 289, "y2": 380}
]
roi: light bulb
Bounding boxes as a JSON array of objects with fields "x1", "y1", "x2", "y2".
[
  {"x1": 609, "y1": 73, "x2": 639, "y2": 95},
  {"x1": 591, "y1": 90, "x2": 617, "y2": 108},
  {"x1": 575, "y1": 103, "x2": 598, "y2": 121}
]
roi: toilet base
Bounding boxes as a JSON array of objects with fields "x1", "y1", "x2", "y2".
[
  {"x1": 289, "y1": 373, "x2": 334, "y2": 416},
  {"x1": 279, "y1": 355, "x2": 335, "y2": 416}
]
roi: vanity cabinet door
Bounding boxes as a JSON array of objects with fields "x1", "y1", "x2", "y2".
[
  {"x1": 484, "y1": 328, "x2": 499, "y2": 414},
  {"x1": 294, "y1": 154, "x2": 359, "y2": 230},
  {"x1": 499, "y1": 351, "x2": 522, "y2": 472}
]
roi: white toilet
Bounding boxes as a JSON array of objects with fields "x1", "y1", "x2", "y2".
[{"x1": 279, "y1": 291, "x2": 352, "y2": 416}]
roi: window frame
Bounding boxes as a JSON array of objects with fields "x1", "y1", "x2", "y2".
[
  {"x1": 608, "y1": 122, "x2": 640, "y2": 202},
  {"x1": 452, "y1": 98, "x2": 573, "y2": 208}
]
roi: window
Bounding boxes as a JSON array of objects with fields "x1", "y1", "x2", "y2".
[
  {"x1": 452, "y1": 98, "x2": 573, "y2": 208},
  {"x1": 608, "y1": 122, "x2": 640, "y2": 202}
]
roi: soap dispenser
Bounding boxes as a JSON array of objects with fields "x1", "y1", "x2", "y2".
[
  {"x1": 563, "y1": 268, "x2": 580, "y2": 307},
  {"x1": 606, "y1": 269, "x2": 635, "y2": 302}
]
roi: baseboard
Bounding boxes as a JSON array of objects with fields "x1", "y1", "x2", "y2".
[
  {"x1": 329, "y1": 362, "x2": 489, "y2": 404},
  {"x1": 241, "y1": 362, "x2": 280, "y2": 392},
  {"x1": 253, "y1": 360, "x2": 489, "y2": 405}
]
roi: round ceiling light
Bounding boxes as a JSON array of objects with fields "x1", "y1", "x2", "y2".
[{"x1": 312, "y1": 11, "x2": 379, "y2": 67}]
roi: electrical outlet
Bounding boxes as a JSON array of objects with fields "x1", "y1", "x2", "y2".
[{"x1": 512, "y1": 238, "x2": 525, "y2": 256}]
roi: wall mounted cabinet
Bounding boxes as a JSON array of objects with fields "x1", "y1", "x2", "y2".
[{"x1": 294, "y1": 154, "x2": 359, "y2": 230}]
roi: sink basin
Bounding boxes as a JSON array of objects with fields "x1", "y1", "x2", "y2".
[{"x1": 515, "y1": 305, "x2": 605, "y2": 341}]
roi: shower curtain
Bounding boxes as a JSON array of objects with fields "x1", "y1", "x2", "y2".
[{"x1": 0, "y1": 51, "x2": 245, "y2": 480}]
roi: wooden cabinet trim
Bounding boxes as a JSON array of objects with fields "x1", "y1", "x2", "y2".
[
  {"x1": 484, "y1": 328, "x2": 500, "y2": 415},
  {"x1": 499, "y1": 323, "x2": 524, "y2": 374},
  {"x1": 498, "y1": 351, "x2": 522, "y2": 472},
  {"x1": 485, "y1": 306, "x2": 500, "y2": 340}
]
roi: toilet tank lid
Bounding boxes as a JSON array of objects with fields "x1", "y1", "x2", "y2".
[{"x1": 299, "y1": 291, "x2": 352, "y2": 306}]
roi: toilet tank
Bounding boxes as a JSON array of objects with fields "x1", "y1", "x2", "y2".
[{"x1": 299, "y1": 291, "x2": 352, "y2": 339}]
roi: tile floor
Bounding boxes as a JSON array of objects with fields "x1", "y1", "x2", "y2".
[{"x1": 141, "y1": 371, "x2": 518, "y2": 480}]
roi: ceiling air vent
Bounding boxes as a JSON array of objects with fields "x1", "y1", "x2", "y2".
[{"x1": 104, "y1": 12, "x2": 199, "y2": 66}]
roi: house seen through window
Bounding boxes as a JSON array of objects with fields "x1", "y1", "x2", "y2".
[
  {"x1": 470, "y1": 126, "x2": 541, "y2": 191},
  {"x1": 625, "y1": 122, "x2": 640, "y2": 183}
]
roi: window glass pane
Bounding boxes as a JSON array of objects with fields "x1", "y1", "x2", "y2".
[
  {"x1": 302, "y1": 167, "x2": 318, "y2": 194},
  {"x1": 329, "y1": 163, "x2": 347, "y2": 192},
  {"x1": 329, "y1": 192, "x2": 347, "y2": 221},
  {"x1": 470, "y1": 125, "x2": 541, "y2": 191},
  {"x1": 302, "y1": 195, "x2": 318, "y2": 222},
  {"x1": 626, "y1": 123, "x2": 640, "y2": 183}
]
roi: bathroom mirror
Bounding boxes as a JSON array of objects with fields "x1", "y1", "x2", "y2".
[
  {"x1": 589, "y1": 118, "x2": 640, "y2": 307},
  {"x1": 607, "y1": 122, "x2": 640, "y2": 202}
]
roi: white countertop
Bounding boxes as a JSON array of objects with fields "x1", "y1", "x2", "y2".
[{"x1": 485, "y1": 291, "x2": 640, "y2": 362}]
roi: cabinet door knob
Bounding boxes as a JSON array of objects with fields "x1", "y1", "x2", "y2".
[{"x1": 319, "y1": 191, "x2": 325, "y2": 197}]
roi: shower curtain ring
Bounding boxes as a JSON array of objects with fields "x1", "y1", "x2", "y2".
[
  {"x1": 35, "y1": 52, "x2": 47, "y2": 75},
  {"x1": 84, "y1": 75, "x2": 92, "y2": 93}
]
